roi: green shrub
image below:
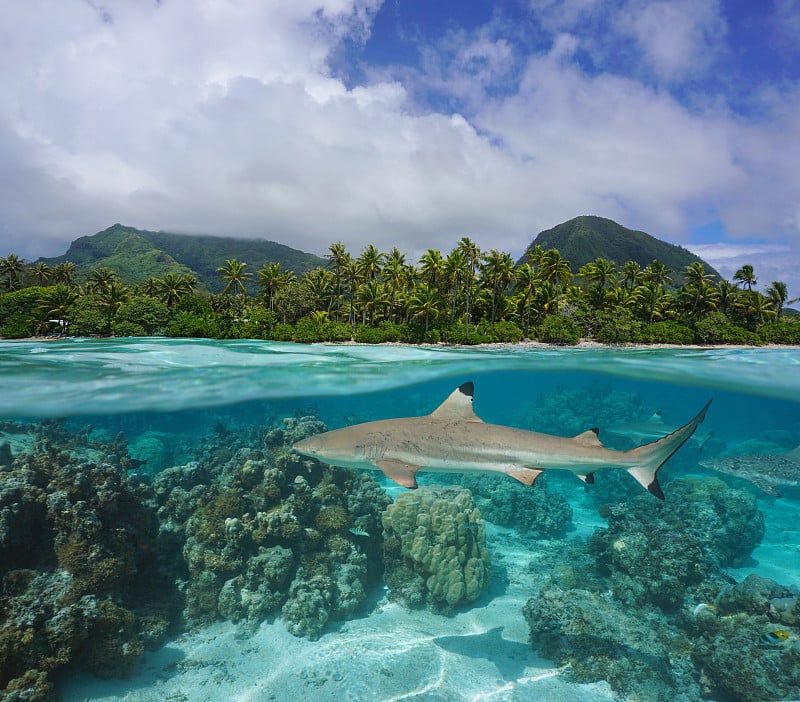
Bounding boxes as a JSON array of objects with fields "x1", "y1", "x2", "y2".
[
  {"x1": 695, "y1": 313, "x2": 761, "y2": 345},
  {"x1": 292, "y1": 315, "x2": 352, "y2": 343},
  {"x1": 757, "y1": 322, "x2": 800, "y2": 345},
  {"x1": 0, "y1": 287, "x2": 49, "y2": 327},
  {"x1": 268, "y1": 323, "x2": 296, "y2": 341},
  {"x1": 174, "y1": 294, "x2": 214, "y2": 316},
  {"x1": 165, "y1": 312, "x2": 218, "y2": 338},
  {"x1": 536, "y1": 315, "x2": 581, "y2": 345},
  {"x1": 593, "y1": 309, "x2": 642, "y2": 344},
  {"x1": 112, "y1": 321, "x2": 147, "y2": 337},
  {"x1": 67, "y1": 296, "x2": 112, "y2": 336},
  {"x1": 354, "y1": 325, "x2": 384, "y2": 343},
  {"x1": 637, "y1": 321, "x2": 695, "y2": 345},
  {"x1": 483, "y1": 320, "x2": 523, "y2": 343},
  {"x1": 1, "y1": 312, "x2": 36, "y2": 339},
  {"x1": 114, "y1": 296, "x2": 170, "y2": 334}
]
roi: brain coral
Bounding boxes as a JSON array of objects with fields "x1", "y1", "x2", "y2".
[{"x1": 381, "y1": 486, "x2": 489, "y2": 612}]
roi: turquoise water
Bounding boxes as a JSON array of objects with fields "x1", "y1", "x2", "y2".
[{"x1": 1, "y1": 338, "x2": 799, "y2": 702}]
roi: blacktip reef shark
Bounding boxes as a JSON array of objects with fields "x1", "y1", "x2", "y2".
[
  {"x1": 700, "y1": 446, "x2": 800, "y2": 497},
  {"x1": 605, "y1": 410, "x2": 714, "y2": 450},
  {"x1": 293, "y1": 382, "x2": 712, "y2": 499}
]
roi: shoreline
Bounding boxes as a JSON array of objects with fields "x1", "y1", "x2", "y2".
[{"x1": 3, "y1": 335, "x2": 798, "y2": 351}]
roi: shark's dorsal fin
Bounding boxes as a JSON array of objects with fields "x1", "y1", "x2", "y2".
[
  {"x1": 787, "y1": 446, "x2": 800, "y2": 462},
  {"x1": 647, "y1": 411, "x2": 663, "y2": 423},
  {"x1": 573, "y1": 428, "x2": 604, "y2": 448},
  {"x1": 430, "y1": 382, "x2": 483, "y2": 422}
]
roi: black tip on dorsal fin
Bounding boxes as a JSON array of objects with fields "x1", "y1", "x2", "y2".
[
  {"x1": 591, "y1": 427, "x2": 599, "y2": 436},
  {"x1": 459, "y1": 381, "x2": 474, "y2": 398}
]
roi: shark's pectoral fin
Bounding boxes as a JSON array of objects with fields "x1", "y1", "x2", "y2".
[
  {"x1": 748, "y1": 476, "x2": 782, "y2": 498},
  {"x1": 578, "y1": 472, "x2": 596, "y2": 484},
  {"x1": 504, "y1": 466, "x2": 544, "y2": 486},
  {"x1": 377, "y1": 459, "x2": 421, "y2": 489}
]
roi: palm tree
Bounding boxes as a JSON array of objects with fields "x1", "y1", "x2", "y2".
[
  {"x1": 457, "y1": 237, "x2": 481, "y2": 333},
  {"x1": 733, "y1": 264, "x2": 757, "y2": 292},
  {"x1": 383, "y1": 247, "x2": 406, "y2": 322},
  {"x1": 419, "y1": 249, "x2": 444, "y2": 290},
  {"x1": 578, "y1": 257, "x2": 616, "y2": 310},
  {"x1": 480, "y1": 249, "x2": 515, "y2": 322},
  {"x1": 736, "y1": 291, "x2": 775, "y2": 329},
  {"x1": 157, "y1": 272, "x2": 196, "y2": 309},
  {"x1": 27, "y1": 261, "x2": 51, "y2": 286},
  {"x1": 356, "y1": 244, "x2": 383, "y2": 282},
  {"x1": 407, "y1": 283, "x2": 440, "y2": 332},
  {"x1": 97, "y1": 281, "x2": 129, "y2": 318},
  {"x1": 1, "y1": 254, "x2": 26, "y2": 291},
  {"x1": 765, "y1": 281, "x2": 789, "y2": 320},
  {"x1": 621, "y1": 260, "x2": 642, "y2": 292},
  {"x1": 326, "y1": 242, "x2": 350, "y2": 320},
  {"x1": 716, "y1": 279, "x2": 739, "y2": 315},
  {"x1": 513, "y1": 263, "x2": 538, "y2": 337},
  {"x1": 141, "y1": 277, "x2": 160, "y2": 297},
  {"x1": 52, "y1": 262, "x2": 76, "y2": 286},
  {"x1": 301, "y1": 268, "x2": 334, "y2": 312},
  {"x1": 86, "y1": 268, "x2": 120, "y2": 293},
  {"x1": 356, "y1": 279, "x2": 389, "y2": 326},
  {"x1": 217, "y1": 259, "x2": 252, "y2": 296},
  {"x1": 38, "y1": 285, "x2": 79, "y2": 334},
  {"x1": 443, "y1": 248, "x2": 467, "y2": 324},
  {"x1": 258, "y1": 262, "x2": 295, "y2": 311},
  {"x1": 683, "y1": 262, "x2": 717, "y2": 318},
  {"x1": 539, "y1": 249, "x2": 572, "y2": 311},
  {"x1": 579, "y1": 257, "x2": 616, "y2": 289}
]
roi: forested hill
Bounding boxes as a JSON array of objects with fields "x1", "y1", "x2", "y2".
[
  {"x1": 38, "y1": 224, "x2": 326, "y2": 294},
  {"x1": 518, "y1": 216, "x2": 720, "y2": 286}
]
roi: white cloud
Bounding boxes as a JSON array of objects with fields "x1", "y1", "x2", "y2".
[
  {"x1": 0, "y1": 0, "x2": 797, "y2": 299},
  {"x1": 616, "y1": 0, "x2": 726, "y2": 81},
  {"x1": 687, "y1": 241, "x2": 800, "y2": 305}
]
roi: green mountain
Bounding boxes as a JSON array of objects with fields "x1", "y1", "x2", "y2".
[
  {"x1": 39, "y1": 224, "x2": 326, "y2": 294},
  {"x1": 518, "y1": 216, "x2": 720, "y2": 286}
]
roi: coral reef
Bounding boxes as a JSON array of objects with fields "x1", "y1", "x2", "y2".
[
  {"x1": 523, "y1": 585, "x2": 701, "y2": 702},
  {"x1": 691, "y1": 574, "x2": 800, "y2": 701},
  {"x1": 153, "y1": 414, "x2": 391, "y2": 640},
  {"x1": 0, "y1": 427, "x2": 180, "y2": 701},
  {"x1": 455, "y1": 473, "x2": 573, "y2": 538},
  {"x1": 381, "y1": 486, "x2": 490, "y2": 612},
  {"x1": 588, "y1": 477, "x2": 764, "y2": 610},
  {"x1": 523, "y1": 477, "x2": 795, "y2": 702}
]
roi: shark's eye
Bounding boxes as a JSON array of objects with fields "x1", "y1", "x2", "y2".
[{"x1": 355, "y1": 444, "x2": 365, "y2": 456}]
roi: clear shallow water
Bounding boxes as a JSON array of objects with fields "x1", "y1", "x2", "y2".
[
  {"x1": 2, "y1": 338, "x2": 800, "y2": 416},
  {"x1": 2, "y1": 338, "x2": 799, "y2": 702}
]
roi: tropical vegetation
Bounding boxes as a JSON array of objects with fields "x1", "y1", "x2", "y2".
[{"x1": 1, "y1": 241, "x2": 798, "y2": 345}]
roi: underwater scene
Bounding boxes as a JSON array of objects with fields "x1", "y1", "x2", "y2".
[{"x1": 1, "y1": 339, "x2": 799, "y2": 702}]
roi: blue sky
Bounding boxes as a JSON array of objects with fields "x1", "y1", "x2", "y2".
[{"x1": 0, "y1": 0, "x2": 798, "y2": 298}]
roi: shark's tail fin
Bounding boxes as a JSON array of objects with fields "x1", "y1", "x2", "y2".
[{"x1": 625, "y1": 399, "x2": 712, "y2": 499}]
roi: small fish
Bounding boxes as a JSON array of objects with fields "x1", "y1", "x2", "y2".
[
  {"x1": 760, "y1": 630, "x2": 790, "y2": 645},
  {"x1": 692, "y1": 603, "x2": 716, "y2": 617},
  {"x1": 349, "y1": 527, "x2": 369, "y2": 537}
]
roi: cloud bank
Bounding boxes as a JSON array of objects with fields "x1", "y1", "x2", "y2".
[{"x1": 0, "y1": 1, "x2": 797, "y2": 296}]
